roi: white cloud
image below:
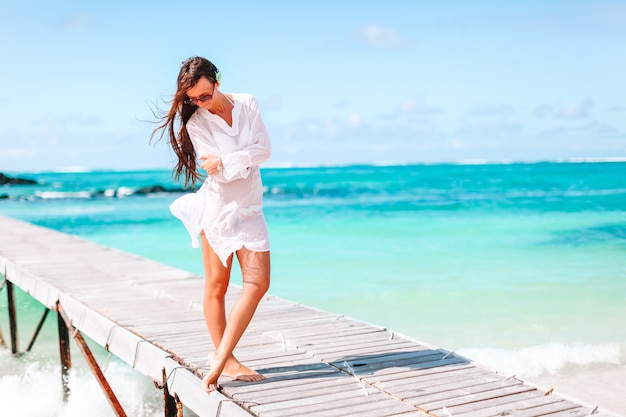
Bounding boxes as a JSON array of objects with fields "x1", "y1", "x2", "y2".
[
  {"x1": 608, "y1": 105, "x2": 626, "y2": 112},
  {"x1": 260, "y1": 95, "x2": 282, "y2": 111},
  {"x1": 398, "y1": 96, "x2": 442, "y2": 116},
  {"x1": 447, "y1": 137, "x2": 466, "y2": 150},
  {"x1": 534, "y1": 99, "x2": 594, "y2": 119},
  {"x1": 556, "y1": 100, "x2": 594, "y2": 119},
  {"x1": 347, "y1": 113, "x2": 361, "y2": 128},
  {"x1": 459, "y1": 116, "x2": 525, "y2": 137},
  {"x1": 55, "y1": 13, "x2": 91, "y2": 32},
  {"x1": 587, "y1": 3, "x2": 626, "y2": 32},
  {"x1": 357, "y1": 24, "x2": 409, "y2": 48},
  {"x1": 466, "y1": 104, "x2": 516, "y2": 116}
]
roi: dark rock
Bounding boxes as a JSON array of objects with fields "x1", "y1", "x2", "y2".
[
  {"x1": 133, "y1": 185, "x2": 186, "y2": 195},
  {"x1": 0, "y1": 172, "x2": 38, "y2": 185}
]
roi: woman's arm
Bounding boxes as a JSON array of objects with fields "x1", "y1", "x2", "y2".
[
  {"x1": 189, "y1": 95, "x2": 271, "y2": 183},
  {"x1": 220, "y1": 95, "x2": 271, "y2": 181}
]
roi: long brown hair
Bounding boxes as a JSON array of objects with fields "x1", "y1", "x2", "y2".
[{"x1": 152, "y1": 56, "x2": 220, "y2": 187}]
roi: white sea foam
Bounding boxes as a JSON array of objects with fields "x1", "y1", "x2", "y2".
[
  {"x1": 557, "y1": 157, "x2": 626, "y2": 164},
  {"x1": 48, "y1": 166, "x2": 93, "y2": 173},
  {"x1": 0, "y1": 358, "x2": 163, "y2": 417},
  {"x1": 34, "y1": 191, "x2": 93, "y2": 199},
  {"x1": 116, "y1": 187, "x2": 135, "y2": 197},
  {"x1": 458, "y1": 342, "x2": 622, "y2": 379}
]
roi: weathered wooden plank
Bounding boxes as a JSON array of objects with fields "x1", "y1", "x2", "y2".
[
  {"x1": 234, "y1": 376, "x2": 365, "y2": 404},
  {"x1": 329, "y1": 347, "x2": 440, "y2": 365},
  {"x1": 227, "y1": 372, "x2": 351, "y2": 395},
  {"x1": 251, "y1": 305, "x2": 331, "y2": 318},
  {"x1": 399, "y1": 373, "x2": 517, "y2": 402},
  {"x1": 275, "y1": 323, "x2": 379, "y2": 341},
  {"x1": 340, "y1": 348, "x2": 441, "y2": 364},
  {"x1": 223, "y1": 369, "x2": 346, "y2": 395},
  {"x1": 304, "y1": 338, "x2": 417, "y2": 357},
  {"x1": 287, "y1": 398, "x2": 424, "y2": 417},
  {"x1": 347, "y1": 404, "x2": 426, "y2": 417},
  {"x1": 279, "y1": 322, "x2": 382, "y2": 339},
  {"x1": 448, "y1": 392, "x2": 569, "y2": 417},
  {"x1": 131, "y1": 319, "x2": 206, "y2": 334},
  {"x1": 296, "y1": 329, "x2": 395, "y2": 346},
  {"x1": 368, "y1": 362, "x2": 476, "y2": 384},
  {"x1": 231, "y1": 351, "x2": 313, "y2": 367},
  {"x1": 375, "y1": 367, "x2": 491, "y2": 393},
  {"x1": 329, "y1": 356, "x2": 471, "y2": 388},
  {"x1": 417, "y1": 384, "x2": 538, "y2": 412},
  {"x1": 223, "y1": 365, "x2": 342, "y2": 391},
  {"x1": 330, "y1": 351, "x2": 449, "y2": 377},
  {"x1": 496, "y1": 400, "x2": 584, "y2": 417},
  {"x1": 252, "y1": 390, "x2": 397, "y2": 416}
]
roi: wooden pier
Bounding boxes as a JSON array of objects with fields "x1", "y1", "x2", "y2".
[{"x1": 0, "y1": 214, "x2": 620, "y2": 417}]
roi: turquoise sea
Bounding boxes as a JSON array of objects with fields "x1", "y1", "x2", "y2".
[{"x1": 1, "y1": 161, "x2": 625, "y2": 416}]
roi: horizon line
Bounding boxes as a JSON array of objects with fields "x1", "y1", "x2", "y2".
[{"x1": 4, "y1": 156, "x2": 626, "y2": 175}]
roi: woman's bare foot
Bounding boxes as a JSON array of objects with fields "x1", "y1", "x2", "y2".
[
  {"x1": 203, "y1": 352, "x2": 265, "y2": 391},
  {"x1": 222, "y1": 355, "x2": 265, "y2": 382},
  {"x1": 202, "y1": 352, "x2": 220, "y2": 392}
]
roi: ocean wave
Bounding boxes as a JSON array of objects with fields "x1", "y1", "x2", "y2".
[
  {"x1": 505, "y1": 188, "x2": 626, "y2": 199},
  {"x1": 0, "y1": 352, "x2": 161, "y2": 417},
  {"x1": 1, "y1": 185, "x2": 187, "y2": 201},
  {"x1": 34, "y1": 191, "x2": 93, "y2": 199},
  {"x1": 556, "y1": 157, "x2": 626, "y2": 164},
  {"x1": 263, "y1": 158, "x2": 626, "y2": 169},
  {"x1": 458, "y1": 342, "x2": 622, "y2": 378}
]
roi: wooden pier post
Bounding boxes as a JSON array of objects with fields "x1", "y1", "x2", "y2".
[
  {"x1": 162, "y1": 368, "x2": 180, "y2": 417},
  {"x1": 57, "y1": 307, "x2": 72, "y2": 402},
  {"x1": 0, "y1": 278, "x2": 5, "y2": 347},
  {"x1": 6, "y1": 280, "x2": 18, "y2": 354}
]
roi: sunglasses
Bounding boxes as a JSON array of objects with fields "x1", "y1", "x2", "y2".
[{"x1": 185, "y1": 86, "x2": 216, "y2": 106}]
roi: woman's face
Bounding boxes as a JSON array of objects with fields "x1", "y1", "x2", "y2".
[{"x1": 185, "y1": 76, "x2": 218, "y2": 110}]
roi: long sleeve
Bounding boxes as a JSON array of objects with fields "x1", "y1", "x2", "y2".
[{"x1": 220, "y1": 96, "x2": 271, "y2": 181}]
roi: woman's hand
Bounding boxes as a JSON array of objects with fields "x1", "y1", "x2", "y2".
[{"x1": 199, "y1": 154, "x2": 223, "y2": 175}]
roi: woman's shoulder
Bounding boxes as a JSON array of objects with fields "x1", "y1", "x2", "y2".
[
  {"x1": 233, "y1": 93, "x2": 258, "y2": 107},
  {"x1": 187, "y1": 108, "x2": 209, "y2": 130}
]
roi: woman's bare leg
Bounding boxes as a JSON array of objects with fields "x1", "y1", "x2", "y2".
[
  {"x1": 203, "y1": 247, "x2": 270, "y2": 392},
  {"x1": 200, "y1": 234, "x2": 262, "y2": 381},
  {"x1": 200, "y1": 232, "x2": 232, "y2": 349}
]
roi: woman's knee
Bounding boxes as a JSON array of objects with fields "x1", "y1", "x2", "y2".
[
  {"x1": 243, "y1": 277, "x2": 270, "y2": 300},
  {"x1": 204, "y1": 273, "x2": 229, "y2": 298}
]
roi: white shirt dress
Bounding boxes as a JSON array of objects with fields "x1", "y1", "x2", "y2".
[{"x1": 170, "y1": 93, "x2": 271, "y2": 266}]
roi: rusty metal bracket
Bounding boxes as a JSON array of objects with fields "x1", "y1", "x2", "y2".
[
  {"x1": 161, "y1": 367, "x2": 180, "y2": 417},
  {"x1": 26, "y1": 307, "x2": 50, "y2": 352},
  {"x1": 57, "y1": 302, "x2": 128, "y2": 417}
]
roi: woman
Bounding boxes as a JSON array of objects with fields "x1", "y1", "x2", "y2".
[{"x1": 153, "y1": 56, "x2": 271, "y2": 392}]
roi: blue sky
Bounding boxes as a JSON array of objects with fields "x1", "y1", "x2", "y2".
[{"x1": 1, "y1": 0, "x2": 625, "y2": 172}]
